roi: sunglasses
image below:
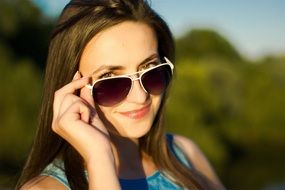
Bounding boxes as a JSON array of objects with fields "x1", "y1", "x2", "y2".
[{"x1": 85, "y1": 57, "x2": 174, "y2": 107}]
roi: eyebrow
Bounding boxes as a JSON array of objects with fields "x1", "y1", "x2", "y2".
[{"x1": 90, "y1": 53, "x2": 159, "y2": 76}]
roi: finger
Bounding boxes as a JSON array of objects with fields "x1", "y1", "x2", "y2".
[
  {"x1": 60, "y1": 76, "x2": 90, "y2": 95},
  {"x1": 53, "y1": 76, "x2": 90, "y2": 116},
  {"x1": 90, "y1": 114, "x2": 109, "y2": 135},
  {"x1": 53, "y1": 94, "x2": 78, "y2": 124},
  {"x1": 58, "y1": 94, "x2": 81, "y2": 118},
  {"x1": 54, "y1": 92, "x2": 80, "y2": 120},
  {"x1": 80, "y1": 84, "x2": 95, "y2": 108},
  {"x1": 73, "y1": 100, "x2": 91, "y2": 124},
  {"x1": 72, "y1": 71, "x2": 81, "y2": 81},
  {"x1": 53, "y1": 100, "x2": 91, "y2": 135}
]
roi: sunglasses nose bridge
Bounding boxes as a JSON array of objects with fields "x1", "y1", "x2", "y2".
[
  {"x1": 132, "y1": 77, "x2": 140, "y2": 82},
  {"x1": 129, "y1": 75, "x2": 148, "y2": 94}
]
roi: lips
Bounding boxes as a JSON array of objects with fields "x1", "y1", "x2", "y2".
[{"x1": 118, "y1": 103, "x2": 151, "y2": 120}]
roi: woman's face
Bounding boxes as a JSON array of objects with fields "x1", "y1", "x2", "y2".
[{"x1": 79, "y1": 21, "x2": 162, "y2": 139}]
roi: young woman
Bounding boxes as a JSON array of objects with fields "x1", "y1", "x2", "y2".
[{"x1": 17, "y1": 0, "x2": 225, "y2": 189}]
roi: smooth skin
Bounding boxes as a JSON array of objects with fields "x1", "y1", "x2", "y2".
[{"x1": 22, "y1": 21, "x2": 224, "y2": 190}]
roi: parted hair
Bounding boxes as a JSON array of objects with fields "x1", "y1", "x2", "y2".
[{"x1": 16, "y1": 0, "x2": 216, "y2": 189}]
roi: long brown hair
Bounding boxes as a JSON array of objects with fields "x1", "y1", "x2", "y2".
[{"x1": 17, "y1": 0, "x2": 215, "y2": 189}]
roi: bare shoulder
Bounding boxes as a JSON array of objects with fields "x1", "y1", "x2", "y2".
[
  {"x1": 20, "y1": 176, "x2": 67, "y2": 190},
  {"x1": 173, "y1": 134, "x2": 205, "y2": 161},
  {"x1": 173, "y1": 134, "x2": 225, "y2": 189}
]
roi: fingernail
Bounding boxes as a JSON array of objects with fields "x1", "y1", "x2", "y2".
[{"x1": 73, "y1": 71, "x2": 79, "y2": 79}]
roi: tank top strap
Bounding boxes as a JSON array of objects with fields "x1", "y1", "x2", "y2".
[
  {"x1": 41, "y1": 159, "x2": 71, "y2": 190},
  {"x1": 166, "y1": 133, "x2": 192, "y2": 168}
]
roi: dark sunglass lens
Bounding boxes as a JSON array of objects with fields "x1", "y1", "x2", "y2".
[
  {"x1": 142, "y1": 65, "x2": 172, "y2": 95},
  {"x1": 92, "y1": 78, "x2": 131, "y2": 106}
]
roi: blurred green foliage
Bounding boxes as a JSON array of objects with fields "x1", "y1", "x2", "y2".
[
  {"x1": 176, "y1": 29, "x2": 242, "y2": 61},
  {"x1": 0, "y1": 0, "x2": 284, "y2": 189},
  {"x1": 0, "y1": 0, "x2": 53, "y2": 70},
  {"x1": 166, "y1": 31, "x2": 285, "y2": 189}
]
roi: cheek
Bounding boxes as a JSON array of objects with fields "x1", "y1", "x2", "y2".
[{"x1": 152, "y1": 95, "x2": 163, "y2": 110}]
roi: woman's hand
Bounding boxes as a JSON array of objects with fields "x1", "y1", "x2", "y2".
[
  {"x1": 51, "y1": 71, "x2": 111, "y2": 164},
  {"x1": 51, "y1": 72, "x2": 121, "y2": 190}
]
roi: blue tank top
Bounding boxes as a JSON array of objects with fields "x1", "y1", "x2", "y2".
[{"x1": 41, "y1": 134, "x2": 192, "y2": 190}]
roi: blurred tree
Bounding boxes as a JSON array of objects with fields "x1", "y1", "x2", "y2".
[
  {"x1": 0, "y1": 43, "x2": 42, "y2": 187},
  {"x1": 166, "y1": 55, "x2": 285, "y2": 189},
  {"x1": 166, "y1": 59, "x2": 241, "y2": 174},
  {"x1": 0, "y1": 1, "x2": 49, "y2": 187},
  {"x1": 164, "y1": 27, "x2": 285, "y2": 189},
  {"x1": 176, "y1": 29, "x2": 242, "y2": 61},
  {"x1": 0, "y1": 0, "x2": 53, "y2": 70}
]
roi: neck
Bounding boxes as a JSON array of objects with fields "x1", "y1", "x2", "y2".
[{"x1": 110, "y1": 134, "x2": 157, "y2": 179}]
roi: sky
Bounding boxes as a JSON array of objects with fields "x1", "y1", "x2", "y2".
[{"x1": 32, "y1": 0, "x2": 285, "y2": 59}]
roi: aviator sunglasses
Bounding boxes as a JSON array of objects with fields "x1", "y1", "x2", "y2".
[{"x1": 85, "y1": 57, "x2": 174, "y2": 106}]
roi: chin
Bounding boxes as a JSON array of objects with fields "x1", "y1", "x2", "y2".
[{"x1": 119, "y1": 123, "x2": 152, "y2": 138}]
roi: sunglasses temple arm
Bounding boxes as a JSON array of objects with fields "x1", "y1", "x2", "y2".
[{"x1": 164, "y1": 57, "x2": 174, "y2": 70}]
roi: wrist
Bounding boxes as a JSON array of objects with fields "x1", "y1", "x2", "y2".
[
  {"x1": 86, "y1": 148, "x2": 115, "y2": 170},
  {"x1": 86, "y1": 149, "x2": 120, "y2": 190}
]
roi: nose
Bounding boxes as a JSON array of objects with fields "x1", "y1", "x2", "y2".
[{"x1": 126, "y1": 79, "x2": 148, "y2": 104}]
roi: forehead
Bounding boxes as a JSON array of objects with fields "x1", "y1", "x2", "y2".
[{"x1": 79, "y1": 21, "x2": 158, "y2": 75}]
